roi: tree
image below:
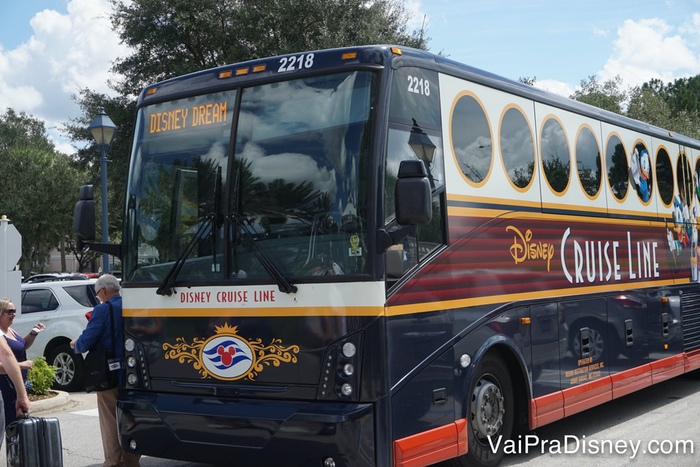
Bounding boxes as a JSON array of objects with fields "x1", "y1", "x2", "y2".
[
  {"x1": 661, "y1": 76, "x2": 700, "y2": 115},
  {"x1": 570, "y1": 75, "x2": 627, "y2": 115},
  {"x1": 626, "y1": 80, "x2": 700, "y2": 140},
  {"x1": 109, "y1": 0, "x2": 430, "y2": 96},
  {"x1": 626, "y1": 84, "x2": 673, "y2": 129},
  {"x1": 63, "y1": 90, "x2": 136, "y2": 244},
  {"x1": 0, "y1": 110, "x2": 88, "y2": 274}
]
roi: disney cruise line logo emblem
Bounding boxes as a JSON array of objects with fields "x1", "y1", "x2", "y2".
[{"x1": 162, "y1": 323, "x2": 300, "y2": 381}]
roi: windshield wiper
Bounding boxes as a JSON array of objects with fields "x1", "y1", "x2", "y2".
[
  {"x1": 229, "y1": 213, "x2": 298, "y2": 294},
  {"x1": 156, "y1": 215, "x2": 214, "y2": 296},
  {"x1": 157, "y1": 167, "x2": 223, "y2": 296}
]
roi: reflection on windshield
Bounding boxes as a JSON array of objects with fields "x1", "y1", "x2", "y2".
[{"x1": 124, "y1": 71, "x2": 375, "y2": 283}]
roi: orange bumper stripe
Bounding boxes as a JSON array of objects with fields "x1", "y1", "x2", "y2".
[
  {"x1": 530, "y1": 352, "x2": 697, "y2": 430},
  {"x1": 393, "y1": 419, "x2": 467, "y2": 467}
]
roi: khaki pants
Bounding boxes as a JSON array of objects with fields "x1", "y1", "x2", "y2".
[{"x1": 97, "y1": 387, "x2": 141, "y2": 467}]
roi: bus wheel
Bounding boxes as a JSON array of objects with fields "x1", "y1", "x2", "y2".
[{"x1": 448, "y1": 353, "x2": 514, "y2": 467}]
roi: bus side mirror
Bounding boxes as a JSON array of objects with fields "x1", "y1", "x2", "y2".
[
  {"x1": 376, "y1": 160, "x2": 433, "y2": 253},
  {"x1": 73, "y1": 185, "x2": 96, "y2": 250},
  {"x1": 395, "y1": 160, "x2": 432, "y2": 226}
]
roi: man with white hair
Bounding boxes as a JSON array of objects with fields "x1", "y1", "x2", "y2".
[{"x1": 71, "y1": 274, "x2": 140, "y2": 467}]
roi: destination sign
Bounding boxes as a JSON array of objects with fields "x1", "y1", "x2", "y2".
[{"x1": 149, "y1": 101, "x2": 229, "y2": 134}]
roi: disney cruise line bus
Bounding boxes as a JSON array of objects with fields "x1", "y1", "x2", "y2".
[{"x1": 73, "y1": 45, "x2": 700, "y2": 467}]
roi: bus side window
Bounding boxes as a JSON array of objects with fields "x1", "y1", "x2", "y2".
[{"x1": 384, "y1": 126, "x2": 445, "y2": 279}]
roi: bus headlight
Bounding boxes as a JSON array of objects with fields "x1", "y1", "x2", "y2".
[
  {"x1": 342, "y1": 363, "x2": 354, "y2": 376},
  {"x1": 124, "y1": 338, "x2": 135, "y2": 352},
  {"x1": 339, "y1": 383, "x2": 353, "y2": 397},
  {"x1": 127, "y1": 372, "x2": 139, "y2": 386},
  {"x1": 341, "y1": 342, "x2": 356, "y2": 358},
  {"x1": 127, "y1": 356, "x2": 137, "y2": 368},
  {"x1": 317, "y1": 334, "x2": 363, "y2": 401}
]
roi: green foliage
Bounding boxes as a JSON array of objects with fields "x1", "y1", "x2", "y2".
[
  {"x1": 63, "y1": 90, "x2": 136, "y2": 248},
  {"x1": 27, "y1": 357, "x2": 56, "y2": 395},
  {"x1": 659, "y1": 76, "x2": 700, "y2": 115},
  {"x1": 628, "y1": 78, "x2": 700, "y2": 140},
  {"x1": 626, "y1": 84, "x2": 672, "y2": 128},
  {"x1": 108, "y1": 0, "x2": 430, "y2": 96},
  {"x1": 571, "y1": 74, "x2": 700, "y2": 140},
  {"x1": 570, "y1": 75, "x2": 627, "y2": 114},
  {"x1": 0, "y1": 110, "x2": 89, "y2": 274}
]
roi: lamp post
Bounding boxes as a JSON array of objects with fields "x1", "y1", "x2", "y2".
[
  {"x1": 88, "y1": 108, "x2": 116, "y2": 274},
  {"x1": 408, "y1": 119, "x2": 437, "y2": 188}
]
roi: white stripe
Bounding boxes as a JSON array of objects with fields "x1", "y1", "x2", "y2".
[{"x1": 124, "y1": 282, "x2": 386, "y2": 310}]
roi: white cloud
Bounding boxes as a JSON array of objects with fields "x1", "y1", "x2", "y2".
[
  {"x1": 404, "y1": 0, "x2": 428, "y2": 31},
  {"x1": 600, "y1": 18, "x2": 700, "y2": 87},
  {"x1": 534, "y1": 79, "x2": 575, "y2": 98},
  {"x1": 592, "y1": 26, "x2": 608, "y2": 38},
  {"x1": 0, "y1": 0, "x2": 127, "y2": 153}
]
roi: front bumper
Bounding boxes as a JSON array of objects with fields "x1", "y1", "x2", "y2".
[{"x1": 117, "y1": 391, "x2": 376, "y2": 466}]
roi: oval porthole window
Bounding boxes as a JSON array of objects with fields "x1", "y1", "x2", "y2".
[
  {"x1": 656, "y1": 148, "x2": 673, "y2": 206},
  {"x1": 451, "y1": 94, "x2": 492, "y2": 184},
  {"x1": 677, "y1": 152, "x2": 693, "y2": 205},
  {"x1": 605, "y1": 134, "x2": 628, "y2": 200},
  {"x1": 695, "y1": 157, "x2": 700, "y2": 203},
  {"x1": 630, "y1": 142, "x2": 653, "y2": 203},
  {"x1": 575, "y1": 127, "x2": 601, "y2": 197},
  {"x1": 540, "y1": 117, "x2": 570, "y2": 193},
  {"x1": 500, "y1": 107, "x2": 535, "y2": 189}
]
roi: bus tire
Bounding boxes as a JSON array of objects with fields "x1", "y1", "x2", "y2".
[{"x1": 446, "y1": 352, "x2": 514, "y2": 467}]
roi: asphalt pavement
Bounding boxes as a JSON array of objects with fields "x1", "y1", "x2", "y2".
[
  {"x1": 5, "y1": 376, "x2": 700, "y2": 466},
  {"x1": 1, "y1": 391, "x2": 218, "y2": 467}
]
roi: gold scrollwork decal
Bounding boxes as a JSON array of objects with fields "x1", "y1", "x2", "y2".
[{"x1": 162, "y1": 323, "x2": 300, "y2": 381}]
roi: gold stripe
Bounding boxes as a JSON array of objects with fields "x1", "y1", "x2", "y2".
[
  {"x1": 446, "y1": 193, "x2": 674, "y2": 220},
  {"x1": 123, "y1": 305, "x2": 384, "y2": 318},
  {"x1": 126, "y1": 277, "x2": 689, "y2": 319},
  {"x1": 447, "y1": 194, "x2": 540, "y2": 209},
  {"x1": 386, "y1": 278, "x2": 686, "y2": 316},
  {"x1": 447, "y1": 194, "x2": 672, "y2": 225},
  {"x1": 447, "y1": 205, "x2": 668, "y2": 227}
]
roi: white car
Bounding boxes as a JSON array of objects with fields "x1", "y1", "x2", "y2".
[{"x1": 15, "y1": 279, "x2": 98, "y2": 392}]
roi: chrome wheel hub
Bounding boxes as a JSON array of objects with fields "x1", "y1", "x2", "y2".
[{"x1": 471, "y1": 379, "x2": 505, "y2": 439}]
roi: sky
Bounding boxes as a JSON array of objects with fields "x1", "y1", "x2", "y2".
[{"x1": 1, "y1": 0, "x2": 700, "y2": 154}]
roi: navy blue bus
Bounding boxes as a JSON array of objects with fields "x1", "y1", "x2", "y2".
[{"x1": 74, "y1": 45, "x2": 700, "y2": 467}]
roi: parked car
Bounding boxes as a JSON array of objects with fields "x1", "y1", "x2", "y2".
[
  {"x1": 23, "y1": 273, "x2": 89, "y2": 283},
  {"x1": 15, "y1": 279, "x2": 98, "y2": 391}
]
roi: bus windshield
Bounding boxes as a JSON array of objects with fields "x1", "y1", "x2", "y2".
[{"x1": 123, "y1": 70, "x2": 376, "y2": 284}]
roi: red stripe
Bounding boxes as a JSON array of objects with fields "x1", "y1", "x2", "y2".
[
  {"x1": 650, "y1": 354, "x2": 685, "y2": 383},
  {"x1": 394, "y1": 354, "x2": 695, "y2": 465},
  {"x1": 529, "y1": 392, "x2": 563, "y2": 429},
  {"x1": 393, "y1": 419, "x2": 467, "y2": 467},
  {"x1": 529, "y1": 353, "x2": 694, "y2": 430},
  {"x1": 562, "y1": 375, "x2": 612, "y2": 417},
  {"x1": 611, "y1": 364, "x2": 652, "y2": 398},
  {"x1": 684, "y1": 349, "x2": 700, "y2": 372}
]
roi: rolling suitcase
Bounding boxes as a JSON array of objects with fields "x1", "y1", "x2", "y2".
[{"x1": 6, "y1": 416, "x2": 63, "y2": 467}]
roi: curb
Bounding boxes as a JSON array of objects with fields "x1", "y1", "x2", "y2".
[{"x1": 31, "y1": 390, "x2": 71, "y2": 413}]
